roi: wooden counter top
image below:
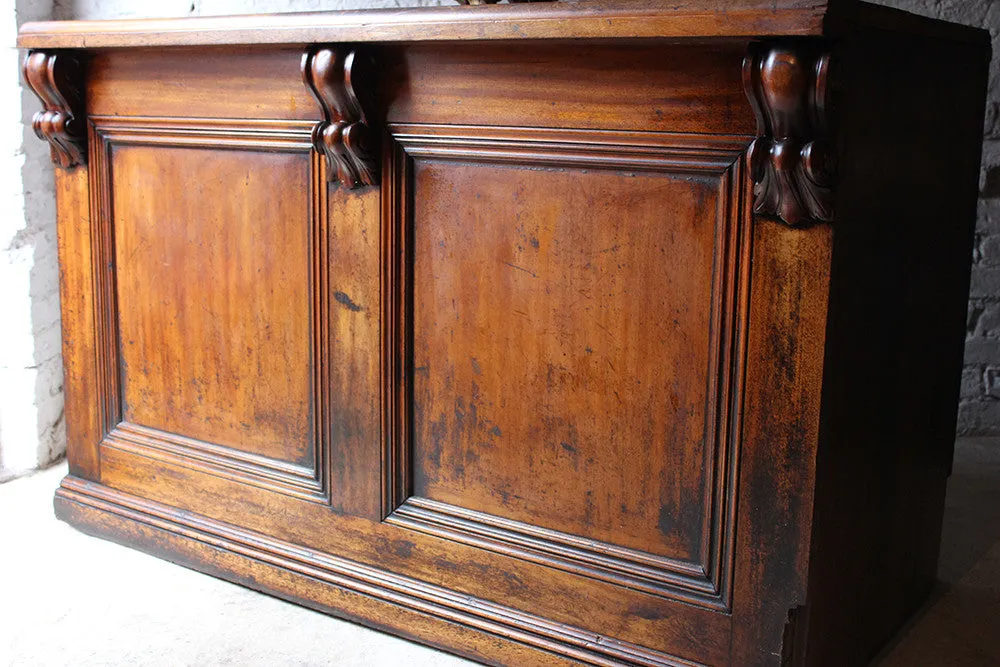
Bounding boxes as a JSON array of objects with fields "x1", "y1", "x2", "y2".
[{"x1": 16, "y1": 0, "x2": 853, "y2": 49}]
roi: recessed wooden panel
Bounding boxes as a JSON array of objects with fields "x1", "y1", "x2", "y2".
[
  {"x1": 84, "y1": 119, "x2": 329, "y2": 502},
  {"x1": 414, "y1": 164, "x2": 716, "y2": 556},
  {"x1": 383, "y1": 125, "x2": 750, "y2": 607},
  {"x1": 109, "y1": 137, "x2": 314, "y2": 467}
]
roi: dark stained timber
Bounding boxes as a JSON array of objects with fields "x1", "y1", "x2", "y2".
[
  {"x1": 19, "y1": 3, "x2": 990, "y2": 665},
  {"x1": 303, "y1": 46, "x2": 379, "y2": 188},
  {"x1": 743, "y1": 40, "x2": 834, "y2": 227},
  {"x1": 23, "y1": 50, "x2": 87, "y2": 168}
]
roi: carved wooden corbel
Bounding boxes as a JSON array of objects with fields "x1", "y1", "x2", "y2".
[
  {"x1": 743, "y1": 41, "x2": 834, "y2": 227},
  {"x1": 23, "y1": 50, "x2": 87, "y2": 169},
  {"x1": 302, "y1": 47, "x2": 379, "y2": 188}
]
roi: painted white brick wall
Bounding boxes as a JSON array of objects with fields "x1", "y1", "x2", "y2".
[
  {"x1": 2, "y1": 0, "x2": 996, "y2": 482},
  {"x1": 0, "y1": 0, "x2": 63, "y2": 483}
]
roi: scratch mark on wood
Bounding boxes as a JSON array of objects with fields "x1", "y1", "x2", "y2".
[{"x1": 502, "y1": 261, "x2": 537, "y2": 278}]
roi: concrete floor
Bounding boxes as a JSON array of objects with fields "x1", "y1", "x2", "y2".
[{"x1": 1, "y1": 440, "x2": 999, "y2": 666}]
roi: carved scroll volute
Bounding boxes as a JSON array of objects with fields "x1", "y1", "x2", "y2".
[
  {"x1": 23, "y1": 51, "x2": 87, "y2": 169},
  {"x1": 743, "y1": 42, "x2": 834, "y2": 227},
  {"x1": 303, "y1": 47, "x2": 379, "y2": 188}
]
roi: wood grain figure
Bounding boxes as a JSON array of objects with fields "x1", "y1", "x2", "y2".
[{"x1": 18, "y1": 2, "x2": 990, "y2": 665}]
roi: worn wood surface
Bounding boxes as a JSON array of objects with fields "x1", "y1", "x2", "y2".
[
  {"x1": 383, "y1": 125, "x2": 750, "y2": 611},
  {"x1": 380, "y1": 42, "x2": 754, "y2": 136},
  {"x1": 53, "y1": 167, "x2": 101, "y2": 481},
  {"x1": 86, "y1": 48, "x2": 316, "y2": 120},
  {"x1": 731, "y1": 220, "x2": 833, "y2": 666},
  {"x1": 803, "y1": 24, "x2": 991, "y2": 667},
  {"x1": 19, "y1": 0, "x2": 987, "y2": 50},
  {"x1": 22, "y1": 2, "x2": 991, "y2": 665},
  {"x1": 112, "y1": 145, "x2": 314, "y2": 464},
  {"x1": 19, "y1": 0, "x2": 835, "y2": 49}
]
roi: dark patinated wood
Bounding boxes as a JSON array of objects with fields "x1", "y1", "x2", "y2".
[
  {"x1": 303, "y1": 46, "x2": 379, "y2": 188},
  {"x1": 732, "y1": 216, "x2": 833, "y2": 667},
  {"x1": 17, "y1": 1, "x2": 837, "y2": 49},
  {"x1": 23, "y1": 50, "x2": 87, "y2": 168},
  {"x1": 803, "y1": 24, "x2": 990, "y2": 667},
  {"x1": 21, "y1": 2, "x2": 989, "y2": 666},
  {"x1": 743, "y1": 41, "x2": 834, "y2": 227}
]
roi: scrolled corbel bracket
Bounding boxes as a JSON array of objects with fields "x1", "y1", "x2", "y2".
[
  {"x1": 302, "y1": 46, "x2": 379, "y2": 188},
  {"x1": 742, "y1": 41, "x2": 835, "y2": 227},
  {"x1": 23, "y1": 50, "x2": 87, "y2": 169}
]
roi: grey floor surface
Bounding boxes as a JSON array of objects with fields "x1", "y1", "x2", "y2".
[{"x1": 1, "y1": 439, "x2": 999, "y2": 666}]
